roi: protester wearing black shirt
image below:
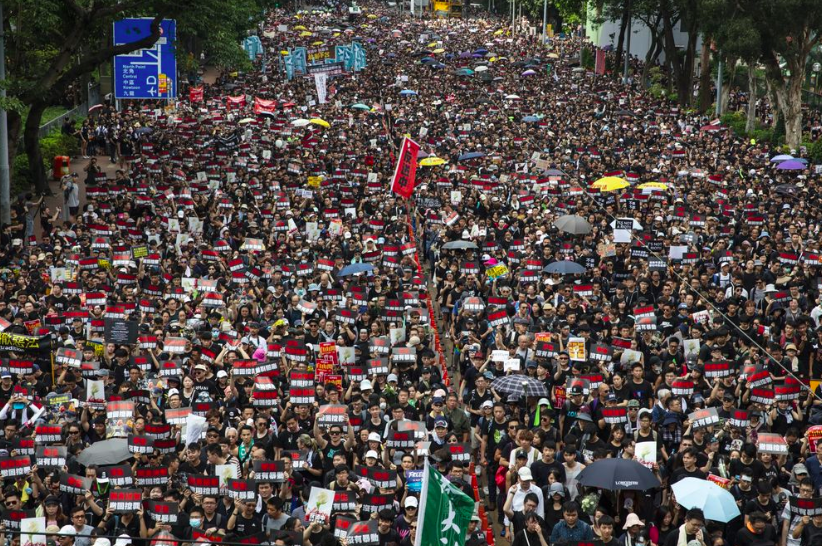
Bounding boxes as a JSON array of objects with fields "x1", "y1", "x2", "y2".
[{"x1": 227, "y1": 498, "x2": 263, "y2": 537}]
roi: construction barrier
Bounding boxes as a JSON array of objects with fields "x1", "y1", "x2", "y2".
[
  {"x1": 407, "y1": 213, "x2": 450, "y2": 386},
  {"x1": 469, "y1": 461, "x2": 495, "y2": 546}
]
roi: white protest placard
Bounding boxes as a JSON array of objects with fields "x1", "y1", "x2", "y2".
[
  {"x1": 491, "y1": 350, "x2": 508, "y2": 363},
  {"x1": 306, "y1": 487, "x2": 335, "y2": 524},
  {"x1": 635, "y1": 443, "x2": 656, "y2": 469},
  {"x1": 504, "y1": 359, "x2": 521, "y2": 372}
]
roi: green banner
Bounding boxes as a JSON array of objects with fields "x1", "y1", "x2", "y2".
[{"x1": 415, "y1": 461, "x2": 475, "y2": 546}]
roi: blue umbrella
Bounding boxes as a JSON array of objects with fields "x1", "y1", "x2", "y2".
[
  {"x1": 456, "y1": 68, "x2": 474, "y2": 76},
  {"x1": 473, "y1": 48, "x2": 488, "y2": 55},
  {"x1": 671, "y1": 478, "x2": 740, "y2": 523},
  {"x1": 400, "y1": 89, "x2": 417, "y2": 96},
  {"x1": 770, "y1": 154, "x2": 794, "y2": 163},
  {"x1": 458, "y1": 151, "x2": 485, "y2": 161},
  {"x1": 420, "y1": 57, "x2": 435, "y2": 64},
  {"x1": 429, "y1": 63, "x2": 446, "y2": 69},
  {"x1": 522, "y1": 116, "x2": 540, "y2": 123},
  {"x1": 339, "y1": 263, "x2": 375, "y2": 277},
  {"x1": 459, "y1": 51, "x2": 472, "y2": 58}
]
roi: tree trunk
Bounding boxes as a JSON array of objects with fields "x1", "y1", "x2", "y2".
[
  {"x1": 660, "y1": 0, "x2": 688, "y2": 104},
  {"x1": 614, "y1": 1, "x2": 629, "y2": 79},
  {"x1": 641, "y1": 16, "x2": 662, "y2": 88},
  {"x1": 24, "y1": 101, "x2": 48, "y2": 195},
  {"x1": 678, "y1": 27, "x2": 698, "y2": 106},
  {"x1": 7, "y1": 111, "x2": 21, "y2": 189},
  {"x1": 698, "y1": 42, "x2": 712, "y2": 113},
  {"x1": 775, "y1": 78, "x2": 804, "y2": 150},
  {"x1": 722, "y1": 56, "x2": 736, "y2": 114},
  {"x1": 746, "y1": 63, "x2": 757, "y2": 133}
]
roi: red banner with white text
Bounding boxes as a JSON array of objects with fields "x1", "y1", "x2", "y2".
[
  {"x1": 189, "y1": 87, "x2": 204, "y2": 102},
  {"x1": 254, "y1": 97, "x2": 276, "y2": 115},
  {"x1": 390, "y1": 137, "x2": 420, "y2": 199},
  {"x1": 226, "y1": 95, "x2": 247, "y2": 109}
]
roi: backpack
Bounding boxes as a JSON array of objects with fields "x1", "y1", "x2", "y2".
[{"x1": 634, "y1": 429, "x2": 657, "y2": 442}]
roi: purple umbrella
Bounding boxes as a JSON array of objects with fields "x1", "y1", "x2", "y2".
[{"x1": 776, "y1": 160, "x2": 806, "y2": 171}]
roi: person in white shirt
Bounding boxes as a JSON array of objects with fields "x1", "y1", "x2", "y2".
[
  {"x1": 503, "y1": 466, "x2": 545, "y2": 518},
  {"x1": 241, "y1": 322, "x2": 267, "y2": 350},
  {"x1": 507, "y1": 430, "x2": 540, "y2": 468}
]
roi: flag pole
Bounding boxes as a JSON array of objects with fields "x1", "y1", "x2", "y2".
[{"x1": 414, "y1": 458, "x2": 430, "y2": 546}]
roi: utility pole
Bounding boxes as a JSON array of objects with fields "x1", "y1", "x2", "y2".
[
  {"x1": 542, "y1": 0, "x2": 547, "y2": 44},
  {"x1": 0, "y1": 0, "x2": 9, "y2": 226},
  {"x1": 715, "y1": 50, "x2": 723, "y2": 116},
  {"x1": 622, "y1": 0, "x2": 632, "y2": 84},
  {"x1": 511, "y1": 0, "x2": 515, "y2": 34}
]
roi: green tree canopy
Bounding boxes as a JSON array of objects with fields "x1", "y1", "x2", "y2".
[{"x1": 4, "y1": 0, "x2": 271, "y2": 193}]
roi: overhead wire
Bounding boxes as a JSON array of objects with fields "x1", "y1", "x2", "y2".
[{"x1": 570, "y1": 176, "x2": 822, "y2": 405}]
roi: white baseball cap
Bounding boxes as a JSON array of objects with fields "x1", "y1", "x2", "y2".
[
  {"x1": 517, "y1": 467, "x2": 533, "y2": 481},
  {"x1": 404, "y1": 496, "x2": 418, "y2": 508},
  {"x1": 365, "y1": 450, "x2": 379, "y2": 459}
]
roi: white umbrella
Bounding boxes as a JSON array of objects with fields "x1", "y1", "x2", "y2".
[
  {"x1": 291, "y1": 118, "x2": 310, "y2": 127},
  {"x1": 475, "y1": 65, "x2": 489, "y2": 72},
  {"x1": 504, "y1": 94, "x2": 521, "y2": 100},
  {"x1": 609, "y1": 217, "x2": 643, "y2": 231}
]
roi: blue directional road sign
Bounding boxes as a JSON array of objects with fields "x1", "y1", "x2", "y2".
[{"x1": 113, "y1": 18, "x2": 177, "y2": 100}]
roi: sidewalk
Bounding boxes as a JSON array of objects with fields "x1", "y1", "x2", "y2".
[{"x1": 38, "y1": 65, "x2": 223, "y2": 227}]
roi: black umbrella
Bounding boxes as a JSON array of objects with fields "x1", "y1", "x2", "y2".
[
  {"x1": 775, "y1": 184, "x2": 799, "y2": 196},
  {"x1": 576, "y1": 458, "x2": 660, "y2": 491},
  {"x1": 490, "y1": 375, "x2": 549, "y2": 398},
  {"x1": 441, "y1": 240, "x2": 478, "y2": 250},
  {"x1": 76, "y1": 439, "x2": 132, "y2": 466},
  {"x1": 543, "y1": 261, "x2": 587, "y2": 275},
  {"x1": 554, "y1": 214, "x2": 592, "y2": 236}
]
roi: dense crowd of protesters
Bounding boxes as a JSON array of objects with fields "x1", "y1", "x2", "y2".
[{"x1": 0, "y1": 3, "x2": 821, "y2": 546}]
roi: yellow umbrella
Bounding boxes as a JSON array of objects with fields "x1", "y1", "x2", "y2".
[
  {"x1": 420, "y1": 157, "x2": 447, "y2": 167},
  {"x1": 547, "y1": 53, "x2": 559, "y2": 59},
  {"x1": 432, "y1": 48, "x2": 445, "y2": 54},
  {"x1": 312, "y1": 41, "x2": 324, "y2": 46},
  {"x1": 281, "y1": 50, "x2": 290, "y2": 55},
  {"x1": 367, "y1": 13, "x2": 377, "y2": 18},
  {"x1": 637, "y1": 182, "x2": 671, "y2": 191},
  {"x1": 309, "y1": 118, "x2": 330, "y2": 128},
  {"x1": 428, "y1": 42, "x2": 438, "y2": 48},
  {"x1": 294, "y1": 25, "x2": 307, "y2": 30},
  {"x1": 494, "y1": 29, "x2": 504, "y2": 35},
  {"x1": 299, "y1": 31, "x2": 312, "y2": 37},
  {"x1": 333, "y1": 32, "x2": 340, "y2": 37},
  {"x1": 591, "y1": 177, "x2": 629, "y2": 192}
]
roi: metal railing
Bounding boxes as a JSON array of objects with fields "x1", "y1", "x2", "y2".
[{"x1": 34, "y1": 83, "x2": 102, "y2": 140}]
